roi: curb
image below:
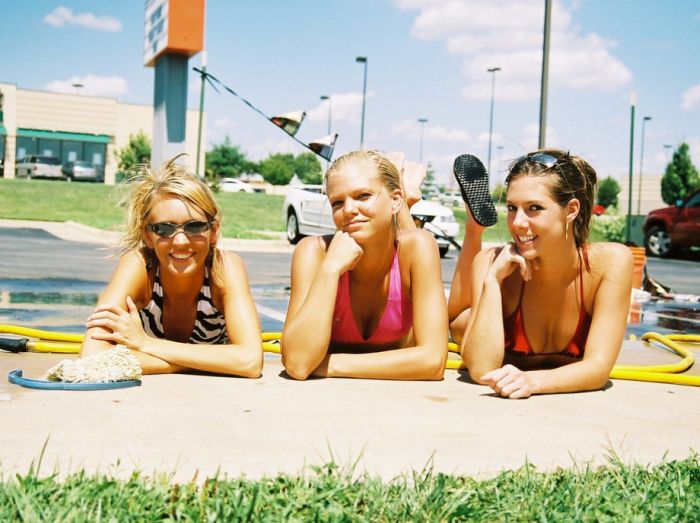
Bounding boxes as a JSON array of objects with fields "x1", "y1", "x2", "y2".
[{"x1": 0, "y1": 219, "x2": 295, "y2": 254}]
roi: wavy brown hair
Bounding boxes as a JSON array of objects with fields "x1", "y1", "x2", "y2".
[{"x1": 506, "y1": 149, "x2": 598, "y2": 247}]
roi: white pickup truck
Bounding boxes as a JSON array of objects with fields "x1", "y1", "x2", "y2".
[{"x1": 282, "y1": 184, "x2": 460, "y2": 257}]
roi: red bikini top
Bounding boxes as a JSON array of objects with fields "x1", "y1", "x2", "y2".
[{"x1": 503, "y1": 249, "x2": 591, "y2": 358}]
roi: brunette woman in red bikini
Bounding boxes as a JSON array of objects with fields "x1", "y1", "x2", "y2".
[
  {"x1": 282, "y1": 150, "x2": 448, "y2": 380},
  {"x1": 448, "y1": 150, "x2": 633, "y2": 398}
]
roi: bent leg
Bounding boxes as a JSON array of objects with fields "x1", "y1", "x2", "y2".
[{"x1": 448, "y1": 212, "x2": 485, "y2": 342}]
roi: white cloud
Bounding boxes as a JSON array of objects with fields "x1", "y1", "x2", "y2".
[
  {"x1": 390, "y1": 118, "x2": 471, "y2": 143},
  {"x1": 397, "y1": 0, "x2": 632, "y2": 102},
  {"x1": 214, "y1": 116, "x2": 237, "y2": 129},
  {"x1": 45, "y1": 75, "x2": 128, "y2": 97},
  {"x1": 520, "y1": 123, "x2": 560, "y2": 152},
  {"x1": 681, "y1": 84, "x2": 700, "y2": 111},
  {"x1": 245, "y1": 138, "x2": 296, "y2": 161},
  {"x1": 306, "y1": 91, "x2": 374, "y2": 125},
  {"x1": 44, "y1": 6, "x2": 122, "y2": 32}
]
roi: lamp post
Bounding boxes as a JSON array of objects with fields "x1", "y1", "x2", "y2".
[
  {"x1": 417, "y1": 118, "x2": 428, "y2": 164},
  {"x1": 663, "y1": 144, "x2": 673, "y2": 163},
  {"x1": 72, "y1": 83, "x2": 84, "y2": 94},
  {"x1": 538, "y1": 0, "x2": 552, "y2": 148},
  {"x1": 486, "y1": 67, "x2": 501, "y2": 180},
  {"x1": 637, "y1": 115, "x2": 652, "y2": 215},
  {"x1": 626, "y1": 92, "x2": 636, "y2": 244},
  {"x1": 356, "y1": 56, "x2": 368, "y2": 149},
  {"x1": 320, "y1": 95, "x2": 332, "y2": 136},
  {"x1": 196, "y1": 51, "x2": 207, "y2": 177}
]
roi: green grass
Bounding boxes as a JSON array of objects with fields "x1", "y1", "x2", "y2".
[
  {"x1": 0, "y1": 179, "x2": 286, "y2": 239},
  {"x1": 1, "y1": 455, "x2": 698, "y2": 521}
]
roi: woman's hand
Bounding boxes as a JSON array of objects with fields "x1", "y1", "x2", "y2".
[
  {"x1": 488, "y1": 242, "x2": 538, "y2": 283},
  {"x1": 86, "y1": 296, "x2": 149, "y2": 350},
  {"x1": 480, "y1": 364, "x2": 536, "y2": 399},
  {"x1": 322, "y1": 231, "x2": 364, "y2": 275}
]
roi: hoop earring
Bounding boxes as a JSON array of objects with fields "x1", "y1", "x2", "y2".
[{"x1": 565, "y1": 222, "x2": 569, "y2": 241}]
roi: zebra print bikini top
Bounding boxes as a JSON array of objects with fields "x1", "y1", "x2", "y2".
[{"x1": 138, "y1": 267, "x2": 228, "y2": 344}]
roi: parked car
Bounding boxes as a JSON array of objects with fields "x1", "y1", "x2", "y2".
[
  {"x1": 15, "y1": 155, "x2": 64, "y2": 179},
  {"x1": 282, "y1": 185, "x2": 460, "y2": 257},
  {"x1": 62, "y1": 160, "x2": 101, "y2": 182},
  {"x1": 439, "y1": 190, "x2": 463, "y2": 207},
  {"x1": 643, "y1": 188, "x2": 700, "y2": 257},
  {"x1": 220, "y1": 178, "x2": 255, "y2": 193}
]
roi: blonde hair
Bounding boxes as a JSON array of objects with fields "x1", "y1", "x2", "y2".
[
  {"x1": 325, "y1": 149, "x2": 402, "y2": 194},
  {"x1": 118, "y1": 157, "x2": 225, "y2": 283}
]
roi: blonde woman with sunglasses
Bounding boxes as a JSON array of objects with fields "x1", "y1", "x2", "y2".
[
  {"x1": 448, "y1": 150, "x2": 633, "y2": 398},
  {"x1": 80, "y1": 159, "x2": 262, "y2": 377},
  {"x1": 282, "y1": 150, "x2": 448, "y2": 380}
]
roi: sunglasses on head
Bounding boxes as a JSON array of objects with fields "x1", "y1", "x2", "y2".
[
  {"x1": 513, "y1": 152, "x2": 559, "y2": 169},
  {"x1": 147, "y1": 220, "x2": 213, "y2": 238}
]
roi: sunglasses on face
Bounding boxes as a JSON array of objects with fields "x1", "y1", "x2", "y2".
[{"x1": 146, "y1": 220, "x2": 213, "y2": 238}]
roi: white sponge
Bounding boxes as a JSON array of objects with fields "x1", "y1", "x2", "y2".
[{"x1": 46, "y1": 346, "x2": 142, "y2": 383}]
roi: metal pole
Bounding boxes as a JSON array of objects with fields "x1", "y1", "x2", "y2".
[
  {"x1": 626, "y1": 92, "x2": 636, "y2": 244},
  {"x1": 321, "y1": 95, "x2": 331, "y2": 167},
  {"x1": 487, "y1": 67, "x2": 500, "y2": 178},
  {"x1": 637, "y1": 116, "x2": 651, "y2": 214},
  {"x1": 356, "y1": 56, "x2": 368, "y2": 149},
  {"x1": 538, "y1": 0, "x2": 552, "y2": 149},
  {"x1": 196, "y1": 51, "x2": 207, "y2": 177},
  {"x1": 418, "y1": 118, "x2": 427, "y2": 164}
]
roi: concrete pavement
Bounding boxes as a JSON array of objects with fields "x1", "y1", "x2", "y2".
[{"x1": 1, "y1": 219, "x2": 699, "y2": 482}]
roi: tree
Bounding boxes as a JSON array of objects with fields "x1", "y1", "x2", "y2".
[
  {"x1": 206, "y1": 137, "x2": 255, "y2": 179},
  {"x1": 491, "y1": 182, "x2": 507, "y2": 205},
  {"x1": 115, "y1": 131, "x2": 151, "y2": 177},
  {"x1": 661, "y1": 143, "x2": 699, "y2": 204},
  {"x1": 597, "y1": 176, "x2": 620, "y2": 208},
  {"x1": 259, "y1": 153, "x2": 295, "y2": 185},
  {"x1": 293, "y1": 152, "x2": 323, "y2": 184}
]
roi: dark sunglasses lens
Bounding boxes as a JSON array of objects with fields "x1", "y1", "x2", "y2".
[
  {"x1": 530, "y1": 153, "x2": 558, "y2": 168},
  {"x1": 151, "y1": 223, "x2": 177, "y2": 237},
  {"x1": 183, "y1": 221, "x2": 211, "y2": 234}
]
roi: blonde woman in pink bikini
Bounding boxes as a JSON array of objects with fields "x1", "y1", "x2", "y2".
[{"x1": 282, "y1": 150, "x2": 448, "y2": 380}]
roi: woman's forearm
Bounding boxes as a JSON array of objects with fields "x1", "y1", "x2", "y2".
[
  {"x1": 326, "y1": 343, "x2": 446, "y2": 381},
  {"x1": 463, "y1": 276, "x2": 506, "y2": 381},
  {"x1": 282, "y1": 266, "x2": 341, "y2": 379},
  {"x1": 138, "y1": 337, "x2": 262, "y2": 377}
]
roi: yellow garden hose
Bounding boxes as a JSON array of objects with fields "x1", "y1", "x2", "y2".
[{"x1": 2, "y1": 324, "x2": 698, "y2": 386}]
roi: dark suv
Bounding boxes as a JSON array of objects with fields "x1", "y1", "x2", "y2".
[{"x1": 643, "y1": 188, "x2": 700, "y2": 257}]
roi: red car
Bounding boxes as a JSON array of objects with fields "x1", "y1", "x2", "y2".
[{"x1": 643, "y1": 188, "x2": 700, "y2": 257}]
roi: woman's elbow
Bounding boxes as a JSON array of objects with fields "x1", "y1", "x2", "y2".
[
  {"x1": 233, "y1": 343, "x2": 264, "y2": 378},
  {"x1": 419, "y1": 348, "x2": 447, "y2": 381},
  {"x1": 282, "y1": 358, "x2": 313, "y2": 381}
]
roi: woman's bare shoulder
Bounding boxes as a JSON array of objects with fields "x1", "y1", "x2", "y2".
[{"x1": 587, "y1": 242, "x2": 634, "y2": 267}]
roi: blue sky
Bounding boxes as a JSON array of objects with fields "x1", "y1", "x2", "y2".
[{"x1": 2, "y1": 1, "x2": 699, "y2": 187}]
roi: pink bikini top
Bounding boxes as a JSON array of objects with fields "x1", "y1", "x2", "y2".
[{"x1": 330, "y1": 250, "x2": 413, "y2": 346}]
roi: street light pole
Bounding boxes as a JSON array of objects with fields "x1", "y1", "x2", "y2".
[
  {"x1": 538, "y1": 0, "x2": 552, "y2": 148},
  {"x1": 196, "y1": 51, "x2": 207, "y2": 177},
  {"x1": 663, "y1": 144, "x2": 673, "y2": 164},
  {"x1": 637, "y1": 115, "x2": 652, "y2": 215},
  {"x1": 418, "y1": 118, "x2": 428, "y2": 164},
  {"x1": 356, "y1": 56, "x2": 368, "y2": 149},
  {"x1": 320, "y1": 95, "x2": 332, "y2": 136},
  {"x1": 626, "y1": 92, "x2": 636, "y2": 244},
  {"x1": 487, "y1": 67, "x2": 501, "y2": 181}
]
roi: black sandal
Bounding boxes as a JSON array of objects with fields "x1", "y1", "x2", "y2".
[{"x1": 453, "y1": 154, "x2": 498, "y2": 227}]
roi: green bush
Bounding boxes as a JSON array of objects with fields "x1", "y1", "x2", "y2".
[{"x1": 593, "y1": 216, "x2": 626, "y2": 243}]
